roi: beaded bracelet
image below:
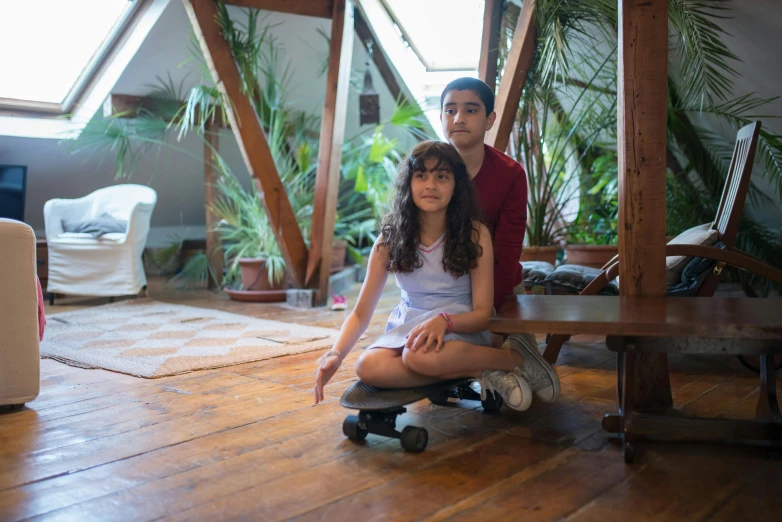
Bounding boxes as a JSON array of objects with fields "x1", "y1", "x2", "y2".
[
  {"x1": 323, "y1": 350, "x2": 343, "y2": 363},
  {"x1": 438, "y1": 312, "x2": 453, "y2": 332}
]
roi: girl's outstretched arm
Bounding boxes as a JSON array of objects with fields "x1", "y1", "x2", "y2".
[
  {"x1": 314, "y1": 237, "x2": 390, "y2": 404},
  {"x1": 406, "y1": 222, "x2": 494, "y2": 352}
]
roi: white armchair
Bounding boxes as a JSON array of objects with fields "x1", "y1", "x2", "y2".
[
  {"x1": 0, "y1": 219, "x2": 40, "y2": 408},
  {"x1": 44, "y1": 184, "x2": 157, "y2": 299}
]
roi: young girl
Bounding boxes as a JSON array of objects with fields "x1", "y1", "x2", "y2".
[{"x1": 313, "y1": 141, "x2": 541, "y2": 410}]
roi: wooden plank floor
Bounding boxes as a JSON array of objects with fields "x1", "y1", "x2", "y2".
[{"x1": 1, "y1": 277, "x2": 780, "y2": 521}]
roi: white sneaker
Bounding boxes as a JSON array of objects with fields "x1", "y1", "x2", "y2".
[
  {"x1": 480, "y1": 369, "x2": 533, "y2": 411},
  {"x1": 504, "y1": 333, "x2": 560, "y2": 403}
]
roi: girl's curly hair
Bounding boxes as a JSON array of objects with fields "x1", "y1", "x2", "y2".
[{"x1": 380, "y1": 141, "x2": 483, "y2": 277}]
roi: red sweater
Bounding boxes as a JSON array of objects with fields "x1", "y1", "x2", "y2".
[{"x1": 471, "y1": 145, "x2": 528, "y2": 310}]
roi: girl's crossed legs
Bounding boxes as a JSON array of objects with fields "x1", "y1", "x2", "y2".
[{"x1": 355, "y1": 340, "x2": 525, "y2": 389}]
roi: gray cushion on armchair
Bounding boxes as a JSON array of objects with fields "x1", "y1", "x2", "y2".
[
  {"x1": 523, "y1": 261, "x2": 555, "y2": 283},
  {"x1": 544, "y1": 264, "x2": 620, "y2": 295},
  {"x1": 515, "y1": 261, "x2": 556, "y2": 293},
  {"x1": 543, "y1": 242, "x2": 724, "y2": 296}
]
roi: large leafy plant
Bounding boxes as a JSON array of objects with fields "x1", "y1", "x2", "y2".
[{"x1": 500, "y1": 0, "x2": 782, "y2": 294}]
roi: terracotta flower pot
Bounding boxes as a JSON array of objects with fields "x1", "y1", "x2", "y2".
[
  {"x1": 238, "y1": 258, "x2": 284, "y2": 292},
  {"x1": 519, "y1": 246, "x2": 560, "y2": 265},
  {"x1": 565, "y1": 244, "x2": 618, "y2": 269}
]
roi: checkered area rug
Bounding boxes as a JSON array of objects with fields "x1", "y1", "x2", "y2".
[{"x1": 41, "y1": 299, "x2": 339, "y2": 378}]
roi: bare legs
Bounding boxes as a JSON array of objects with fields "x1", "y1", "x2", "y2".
[{"x1": 355, "y1": 341, "x2": 525, "y2": 388}]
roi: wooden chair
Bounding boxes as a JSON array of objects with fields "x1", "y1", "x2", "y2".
[{"x1": 541, "y1": 121, "x2": 782, "y2": 365}]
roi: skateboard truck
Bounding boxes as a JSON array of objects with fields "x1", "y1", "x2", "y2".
[
  {"x1": 343, "y1": 407, "x2": 429, "y2": 452},
  {"x1": 341, "y1": 380, "x2": 504, "y2": 452}
]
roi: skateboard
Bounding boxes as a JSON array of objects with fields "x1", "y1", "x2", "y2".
[{"x1": 339, "y1": 378, "x2": 504, "y2": 452}]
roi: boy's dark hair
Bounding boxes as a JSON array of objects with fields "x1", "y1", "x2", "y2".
[
  {"x1": 380, "y1": 141, "x2": 483, "y2": 277},
  {"x1": 440, "y1": 77, "x2": 495, "y2": 115}
]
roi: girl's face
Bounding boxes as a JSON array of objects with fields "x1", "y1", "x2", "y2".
[{"x1": 410, "y1": 157, "x2": 456, "y2": 215}]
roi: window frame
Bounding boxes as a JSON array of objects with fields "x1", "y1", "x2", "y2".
[
  {"x1": 379, "y1": 0, "x2": 481, "y2": 72},
  {"x1": 0, "y1": 0, "x2": 144, "y2": 115}
]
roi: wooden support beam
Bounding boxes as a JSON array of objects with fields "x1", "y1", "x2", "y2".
[
  {"x1": 183, "y1": 0, "x2": 308, "y2": 288},
  {"x1": 103, "y1": 93, "x2": 228, "y2": 126},
  {"x1": 222, "y1": 0, "x2": 332, "y2": 18},
  {"x1": 204, "y1": 120, "x2": 224, "y2": 289},
  {"x1": 307, "y1": 0, "x2": 354, "y2": 305},
  {"x1": 486, "y1": 0, "x2": 535, "y2": 152},
  {"x1": 354, "y1": 7, "x2": 409, "y2": 108},
  {"x1": 103, "y1": 94, "x2": 150, "y2": 118},
  {"x1": 478, "y1": 0, "x2": 502, "y2": 89},
  {"x1": 617, "y1": 0, "x2": 671, "y2": 411}
]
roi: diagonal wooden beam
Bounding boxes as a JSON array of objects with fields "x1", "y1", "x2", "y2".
[
  {"x1": 478, "y1": 0, "x2": 502, "y2": 89},
  {"x1": 183, "y1": 0, "x2": 308, "y2": 288},
  {"x1": 222, "y1": 0, "x2": 332, "y2": 18},
  {"x1": 306, "y1": 0, "x2": 354, "y2": 305},
  {"x1": 486, "y1": 0, "x2": 536, "y2": 152},
  {"x1": 617, "y1": 0, "x2": 671, "y2": 410}
]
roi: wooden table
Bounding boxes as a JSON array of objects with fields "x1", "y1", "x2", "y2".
[
  {"x1": 491, "y1": 295, "x2": 782, "y2": 339},
  {"x1": 490, "y1": 295, "x2": 782, "y2": 462}
]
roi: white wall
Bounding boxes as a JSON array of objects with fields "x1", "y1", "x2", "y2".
[
  {"x1": 0, "y1": 0, "x2": 415, "y2": 245},
  {"x1": 704, "y1": 2, "x2": 782, "y2": 232}
]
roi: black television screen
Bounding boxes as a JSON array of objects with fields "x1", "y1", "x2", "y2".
[{"x1": 0, "y1": 165, "x2": 27, "y2": 222}]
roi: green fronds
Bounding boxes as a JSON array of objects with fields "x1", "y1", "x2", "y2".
[{"x1": 668, "y1": 0, "x2": 739, "y2": 108}]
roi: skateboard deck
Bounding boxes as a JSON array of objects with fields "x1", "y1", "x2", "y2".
[{"x1": 340, "y1": 378, "x2": 472, "y2": 411}]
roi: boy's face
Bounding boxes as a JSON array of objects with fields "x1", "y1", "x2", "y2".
[{"x1": 440, "y1": 89, "x2": 496, "y2": 150}]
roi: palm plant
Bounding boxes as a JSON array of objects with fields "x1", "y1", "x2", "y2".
[
  {"x1": 64, "y1": 73, "x2": 200, "y2": 177},
  {"x1": 501, "y1": 0, "x2": 782, "y2": 293},
  {"x1": 502, "y1": 1, "x2": 617, "y2": 248},
  {"x1": 209, "y1": 157, "x2": 287, "y2": 286}
]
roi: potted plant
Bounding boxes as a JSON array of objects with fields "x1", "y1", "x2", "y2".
[
  {"x1": 565, "y1": 152, "x2": 619, "y2": 268},
  {"x1": 565, "y1": 214, "x2": 618, "y2": 268},
  {"x1": 514, "y1": 98, "x2": 607, "y2": 265},
  {"x1": 210, "y1": 170, "x2": 288, "y2": 301}
]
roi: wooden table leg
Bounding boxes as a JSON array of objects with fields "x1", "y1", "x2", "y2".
[
  {"x1": 602, "y1": 340, "x2": 637, "y2": 463},
  {"x1": 634, "y1": 352, "x2": 673, "y2": 413},
  {"x1": 756, "y1": 354, "x2": 782, "y2": 422},
  {"x1": 602, "y1": 336, "x2": 625, "y2": 436},
  {"x1": 621, "y1": 348, "x2": 637, "y2": 463}
]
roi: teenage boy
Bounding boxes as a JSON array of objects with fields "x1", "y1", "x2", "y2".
[{"x1": 440, "y1": 77, "x2": 560, "y2": 404}]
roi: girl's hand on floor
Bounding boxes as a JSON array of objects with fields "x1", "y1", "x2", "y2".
[
  {"x1": 314, "y1": 351, "x2": 341, "y2": 404},
  {"x1": 405, "y1": 316, "x2": 448, "y2": 353}
]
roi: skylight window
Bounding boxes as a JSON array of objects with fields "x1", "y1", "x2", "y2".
[
  {"x1": 381, "y1": 0, "x2": 484, "y2": 71},
  {"x1": 0, "y1": 0, "x2": 137, "y2": 112}
]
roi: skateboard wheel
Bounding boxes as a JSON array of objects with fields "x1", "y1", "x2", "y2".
[
  {"x1": 428, "y1": 391, "x2": 450, "y2": 406},
  {"x1": 481, "y1": 391, "x2": 503, "y2": 412},
  {"x1": 343, "y1": 415, "x2": 368, "y2": 441},
  {"x1": 400, "y1": 426, "x2": 428, "y2": 452},
  {"x1": 623, "y1": 442, "x2": 635, "y2": 463}
]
